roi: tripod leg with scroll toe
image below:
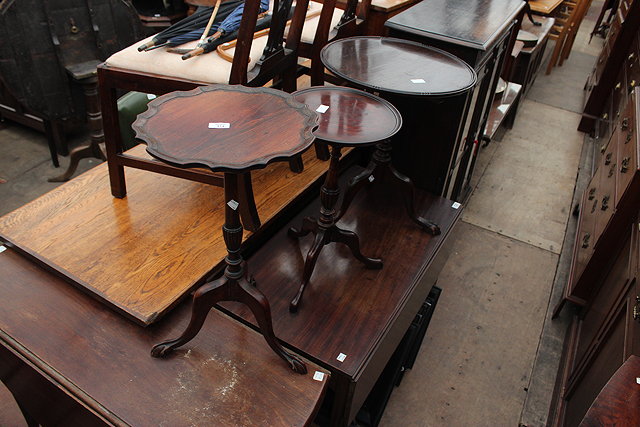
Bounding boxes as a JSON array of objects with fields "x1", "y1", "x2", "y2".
[
  {"x1": 151, "y1": 276, "x2": 228, "y2": 357},
  {"x1": 389, "y1": 164, "x2": 441, "y2": 235},
  {"x1": 237, "y1": 277, "x2": 307, "y2": 374},
  {"x1": 333, "y1": 227, "x2": 383, "y2": 269},
  {"x1": 290, "y1": 230, "x2": 327, "y2": 313},
  {"x1": 288, "y1": 216, "x2": 318, "y2": 239},
  {"x1": 335, "y1": 161, "x2": 377, "y2": 222}
]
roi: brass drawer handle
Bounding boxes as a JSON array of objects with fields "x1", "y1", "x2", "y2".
[
  {"x1": 621, "y1": 157, "x2": 630, "y2": 173},
  {"x1": 634, "y1": 296, "x2": 640, "y2": 322},
  {"x1": 615, "y1": 82, "x2": 622, "y2": 90},
  {"x1": 630, "y1": 52, "x2": 636, "y2": 61},
  {"x1": 621, "y1": 117, "x2": 629, "y2": 130},
  {"x1": 600, "y1": 144, "x2": 607, "y2": 153},
  {"x1": 631, "y1": 80, "x2": 637, "y2": 91},
  {"x1": 605, "y1": 152, "x2": 613, "y2": 165},
  {"x1": 626, "y1": 132, "x2": 633, "y2": 143},
  {"x1": 588, "y1": 187, "x2": 596, "y2": 200},
  {"x1": 602, "y1": 113, "x2": 609, "y2": 120},
  {"x1": 591, "y1": 199, "x2": 598, "y2": 213},
  {"x1": 601, "y1": 195, "x2": 609, "y2": 210},
  {"x1": 582, "y1": 233, "x2": 591, "y2": 249}
]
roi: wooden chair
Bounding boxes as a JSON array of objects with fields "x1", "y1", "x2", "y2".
[
  {"x1": 295, "y1": 0, "x2": 361, "y2": 86},
  {"x1": 98, "y1": 0, "x2": 311, "y2": 231},
  {"x1": 558, "y1": 0, "x2": 592, "y2": 65},
  {"x1": 545, "y1": 0, "x2": 590, "y2": 73}
]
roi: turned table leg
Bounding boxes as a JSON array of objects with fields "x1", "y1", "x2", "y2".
[
  {"x1": 289, "y1": 145, "x2": 382, "y2": 312},
  {"x1": 336, "y1": 139, "x2": 441, "y2": 235},
  {"x1": 151, "y1": 173, "x2": 306, "y2": 374}
]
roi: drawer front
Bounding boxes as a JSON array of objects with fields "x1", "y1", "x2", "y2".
[
  {"x1": 595, "y1": 131, "x2": 618, "y2": 239},
  {"x1": 594, "y1": 44, "x2": 610, "y2": 85},
  {"x1": 611, "y1": 69, "x2": 627, "y2": 121},
  {"x1": 617, "y1": 91, "x2": 638, "y2": 203},
  {"x1": 627, "y1": 37, "x2": 640, "y2": 95},
  {"x1": 572, "y1": 171, "x2": 601, "y2": 284}
]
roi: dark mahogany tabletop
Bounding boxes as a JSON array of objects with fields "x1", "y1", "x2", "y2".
[
  {"x1": 132, "y1": 85, "x2": 318, "y2": 173},
  {"x1": 293, "y1": 86, "x2": 402, "y2": 145},
  {"x1": 385, "y1": 0, "x2": 525, "y2": 51},
  {"x1": 321, "y1": 37, "x2": 476, "y2": 98}
]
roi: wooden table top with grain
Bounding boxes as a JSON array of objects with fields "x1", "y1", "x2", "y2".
[
  {"x1": 0, "y1": 144, "x2": 330, "y2": 326},
  {"x1": 0, "y1": 247, "x2": 329, "y2": 426}
]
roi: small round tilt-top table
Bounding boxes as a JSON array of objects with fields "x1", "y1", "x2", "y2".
[
  {"x1": 321, "y1": 36, "x2": 477, "y2": 198},
  {"x1": 288, "y1": 86, "x2": 407, "y2": 312},
  {"x1": 132, "y1": 84, "x2": 318, "y2": 373}
]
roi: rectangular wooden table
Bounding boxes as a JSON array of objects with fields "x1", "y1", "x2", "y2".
[
  {"x1": 220, "y1": 166, "x2": 462, "y2": 425},
  {"x1": 0, "y1": 163, "x2": 459, "y2": 426},
  {"x1": 0, "y1": 145, "x2": 330, "y2": 326},
  {"x1": 0, "y1": 247, "x2": 329, "y2": 426}
]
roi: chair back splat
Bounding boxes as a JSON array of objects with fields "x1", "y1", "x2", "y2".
[{"x1": 97, "y1": 0, "x2": 312, "y2": 207}]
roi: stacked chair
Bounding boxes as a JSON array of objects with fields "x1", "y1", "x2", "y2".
[{"x1": 546, "y1": 0, "x2": 592, "y2": 73}]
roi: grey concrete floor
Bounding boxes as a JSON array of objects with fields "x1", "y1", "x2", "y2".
[{"x1": 0, "y1": 3, "x2": 605, "y2": 425}]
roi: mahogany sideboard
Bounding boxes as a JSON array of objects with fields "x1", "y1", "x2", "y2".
[
  {"x1": 550, "y1": 88, "x2": 640, "y2": 425},
  {"x1": 385, "y1": 0, "x2": 525, "y2": 201},
  {"x1": 579, "y1": 0, "x2": 639, "y2": 133}
]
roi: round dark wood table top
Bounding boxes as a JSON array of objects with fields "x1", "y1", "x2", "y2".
[
  {"x1": 320, "y1": 36, "x2": 477, "y2": 97},
  {"x1": 293, "y1": 86, "x2": 402, "y2": 145},
  {"x1": 132, "y1": 85, "x2": 318, "y2": 172}
]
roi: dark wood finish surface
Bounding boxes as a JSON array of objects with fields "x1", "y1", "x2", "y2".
[
  {"x1": 580, "y1": 355, "x2": 640, "y2": 426},
  {"x1": 564, "y1": 88, "x2": 640, "y2": 304},
  {"x1": 385, "y1": 0, "x2": 524, "y2": 200},
  {"x1": 292, "y1": 86, "x2": 402, "y2": 144},
  {"x1": 321, "y1": 37, "x2": 476, "y2": 97},
  {"x1": 579, "y1": 0, "x2": 639, "y2": 132},
  {"x1": 320, "y1": 36, "x2": 479, "y2": 199},
  {"x1": 135, "y1": 85, "x2": 318, "y2": 173},
  {"x1": 220, "y1": 166, "x2": 462, "y2": 424},
  {"x1": 288, "y1": 146, "x2": 383, "y2": 312},
  {"x1": 550, "y1": 93, "x2": 640, "y2": 425},
  {"x1": 0, "y1": 247, "x2": 329, "y2": 426},
  {"x1": 384, "y1": 0, "x2": 525, "y2": 51},
  {"x1": 0, "y1": 145, "x2": 330, "y2": 326},
  {"x1": 143, "y1": 85, "x2": 318, "y2": 372}
]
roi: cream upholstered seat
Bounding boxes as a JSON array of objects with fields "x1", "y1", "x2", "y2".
[
  {"x1": 103, "y1": 2, "x2": 342, "y2": 85},
  {"x1": 97, "y1": 0, "x2": 317, "y2": 231}
]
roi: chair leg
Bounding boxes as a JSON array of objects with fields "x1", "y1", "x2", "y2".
[{"x1": 288, "y1": 155, "x2": 304, "y2": 173}]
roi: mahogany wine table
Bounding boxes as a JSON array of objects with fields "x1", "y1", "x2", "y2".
[
  {"x1": 131, "y1": 85, "x2": 318, "y2": 372},
  {"x1": 0, "y1": 133, "x2": 329, "y2": 326},
  {"x1": 0, "y1": 247, "x2": 329, "y2": 426},
  {"x1": 220, "y1": 165, "x2": 463, "y2": 425},
  {"x1": 288, "y1": 86, "x2": 442, "y2": 312},
  {"x1": 320, "y1": 36, "x2": 477, "y2": 200}
]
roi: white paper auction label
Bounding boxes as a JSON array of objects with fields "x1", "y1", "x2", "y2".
[
  {"x1": 316, "y1": 104, "x2": 330, "y2": 113},
  {"x1": 452, "y1": 202, "x2": 461, "y2": 209},
  {"x1": 368, "y1": 175, "x2": 375, "y2": 183},
  {"x1": 336, "y1": 353, "x2": 347, "y2": 362},
  {"x1": 0, "y1": 245, "x2": 6, "y2": 254},
  {"x1": 146, "y1": 94, "x2": 157, "y2": 100},
  {"x1": 411, "y1": 78, "x2": 426, "y2": 84},
  {"x1": 227, "y1": 200, "x2": 239, "y2": 210},
  {"x1": 313, "y1": 371, "x2": 325, "y2": 381},
  {"x1": 209, "y1": 122, "x2": 230, "y2": 129}
]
